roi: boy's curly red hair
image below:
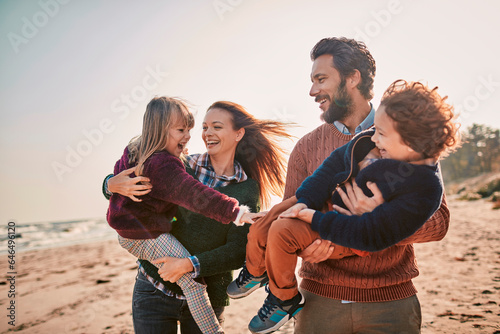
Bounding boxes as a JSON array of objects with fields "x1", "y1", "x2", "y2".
[{"x1": 380, "y1": 80, "x2": 461, "y2": 159}]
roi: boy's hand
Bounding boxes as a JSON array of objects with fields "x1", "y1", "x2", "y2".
[
  {"x1": 297, "y1": 208, "x2": 315, "y2": 223},
  {"x1": 279, "y1": 203, "x2": 307, "y2": 218}
]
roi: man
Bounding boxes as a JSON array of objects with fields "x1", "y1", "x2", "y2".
[{"x1": 285, "y1": 37, "x2": 449, "y2": 333}]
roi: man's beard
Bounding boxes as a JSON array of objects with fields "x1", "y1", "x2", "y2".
[{"x1": 321, "y1": 79, "x2": 353, "y2": 124}]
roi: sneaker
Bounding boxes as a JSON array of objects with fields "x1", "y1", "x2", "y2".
[
  {"x1": 248, "y1": 286, "x2": 305, "y2": 334},
  {"x1": 227, "y1": 265, "x2": 269, "y2": 299}
]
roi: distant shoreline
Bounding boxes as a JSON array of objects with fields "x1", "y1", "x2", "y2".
[
  {"x1": 0, "y1": 218, "x2": 115, "y2": 255},
  {"x1": 5, "y1": 234, "x2": 118, "y2": 255}
]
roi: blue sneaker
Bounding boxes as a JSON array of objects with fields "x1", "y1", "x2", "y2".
[
  {"x1": 248, "y1": 287, "x2": 305, "y2": 334},
  {"x1": 227, "y1": 265, "x2": 269, "y2": 299}
]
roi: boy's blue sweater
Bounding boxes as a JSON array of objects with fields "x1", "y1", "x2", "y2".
[{"x1": 296, "y1": 129, "x2": 443, "y2": 252}]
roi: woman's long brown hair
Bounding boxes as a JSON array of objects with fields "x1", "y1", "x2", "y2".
[{"x1": 208, "y1": 101, "x2": 294, "y2": 208}]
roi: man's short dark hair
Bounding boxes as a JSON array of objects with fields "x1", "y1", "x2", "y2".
[{"x1": 311, "y1": 37, "x2": 376, "y2": 100}]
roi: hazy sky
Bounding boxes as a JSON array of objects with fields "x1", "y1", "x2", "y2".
[{"x1": 1, "y1": 0, "x2": 499, "y2": 224}]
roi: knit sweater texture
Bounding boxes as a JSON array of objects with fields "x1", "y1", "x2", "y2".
[
  {"x1": 140, "y1": 166, "x2": 260, "y2": 307},
  {"x1": 296, "y1": 129, "x2": 443, "y2": 252},
  {"x1": 284, "y1": 123, "x2": 450, "y2": 302},
  {"x1": 107, "y1": 147, "x2": 240, "y2": 239}
]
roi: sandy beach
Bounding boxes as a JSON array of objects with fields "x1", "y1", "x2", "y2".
[{"x1": 1, "y1": 197, "x2": 499, "y2": 334}]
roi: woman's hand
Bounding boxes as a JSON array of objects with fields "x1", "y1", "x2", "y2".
[
  {"x1": 298, "y1": 239, "x2": 335, "y2": 263},
  {"x1": 108, "y1": 167, "x2": 152, "y2": 202},
  {"x1": 152, "y1": 257, "x2": 193, "y2": 283},
  {"x1": 335, "y1": 180, "x2": 384, "y2": 216},
  {"x1": 240, "y1": 211, "x2": 268, "y2": 224},
  {"x1": 279, "y1": 203, "x2": 307, "y2": 218}
]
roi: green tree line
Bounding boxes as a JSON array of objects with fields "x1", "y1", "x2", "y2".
[{"x1": 441, "y1": 123, "x2": 500, "y2": 183}]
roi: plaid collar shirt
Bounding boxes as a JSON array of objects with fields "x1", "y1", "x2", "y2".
[
  {"x1": 185, "y1": 153, "x2": 247, "y2": 188},
  {"x1": 138, "y1": 152, "x2": 247, "y2": 299}
]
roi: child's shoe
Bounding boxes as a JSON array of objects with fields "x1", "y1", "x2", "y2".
[
  {"x1": 248, "y1": 287, "x2": 305, "y2": 334},
  {"x1": 227, "y1": 265, "x2": 269, "y2": 299}
]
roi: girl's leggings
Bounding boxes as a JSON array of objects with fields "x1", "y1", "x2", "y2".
[{"x1": 118, "y1": 234, "x2": 223, "y2": 334}]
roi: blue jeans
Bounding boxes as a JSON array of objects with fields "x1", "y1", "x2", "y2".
[{"x1": 132, "y1": 270, "x2": 225, "y2": 334}]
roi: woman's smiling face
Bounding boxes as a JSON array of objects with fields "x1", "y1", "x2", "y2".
[{"x1": 202, "y1": 108, "x2": 243, "y2": 158}]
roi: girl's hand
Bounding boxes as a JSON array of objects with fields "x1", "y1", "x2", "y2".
[
  {"x1": 108, "y1": 167, "x2": 152, "y2": 202},
  {"x1": 240, "y1": 211, "x2": 267, "y2": 225},
  {"x1": 279, "y1": 203, "x2": 307, "y2": 218},
  {"x1": 152, "y1": 256, "x2": 193, "y2": 283},
  {"x1": 336, "y1": 180, "x2": 384, "y2": 216}
]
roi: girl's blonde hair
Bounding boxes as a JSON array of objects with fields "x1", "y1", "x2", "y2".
[{"x1": 128, "y1": 96, "x2": 194, "y2": 175}]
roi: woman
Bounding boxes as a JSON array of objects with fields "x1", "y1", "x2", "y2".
[{"x1": 103, "y1": 101, "x2": 292, "y2": 333}]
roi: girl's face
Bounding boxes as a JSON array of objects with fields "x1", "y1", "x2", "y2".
[
  {"x1": 371, "y1": 106, "x2": 420, "y2": 161},
  {"x1": 202, "y1": 108, "x2": 244, "y2": 158},
  {"x1": 165, "y1": 116, "x2": 192, "y2": 158}
]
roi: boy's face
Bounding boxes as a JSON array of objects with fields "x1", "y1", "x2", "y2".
[{"x1": 372, "y1": 106, "x2": 419, "y2": 161}]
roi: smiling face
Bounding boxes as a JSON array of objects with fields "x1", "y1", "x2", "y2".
[
  {"x1": 371, "y1": 106, "x2": 421, "y2": 162},
  {"x1": 202, "y1": 108, "x2": 243, "y2": 158},
  {"x1": 309, "y1": 54, "x2": 353, "y2": 123},
  {"x1": 164, "y1": 115, "x2": 192, "y2": 158}
]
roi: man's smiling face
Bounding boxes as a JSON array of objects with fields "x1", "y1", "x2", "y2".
[{"x1": 309, "y1": 54, "x2": 353, "y2": 123}]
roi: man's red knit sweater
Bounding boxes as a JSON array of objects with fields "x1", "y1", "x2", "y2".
[{"x1": 284, "y1": 123, "x2": 450, "y2": 302}]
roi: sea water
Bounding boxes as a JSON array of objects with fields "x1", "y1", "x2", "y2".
[{"x1": 0, "y1": 218, "x2": 116, "y2": 254}]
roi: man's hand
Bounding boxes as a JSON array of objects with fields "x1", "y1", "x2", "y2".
[
  {"x1": 108, "y1": 167, "x2": 152, "y2": 202},
  {"x1": 298, "y1": 239, "x2": 335, "y2": 263},
  {"x1": 279, "y1": 203, "x2": 307, "y2": 219},
  {"x1": 152, "y1": 256, "x2": 193, "y2": 283},
  {"x1": 335, "y1": 180, "x2": 384, "y2": 216}
]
